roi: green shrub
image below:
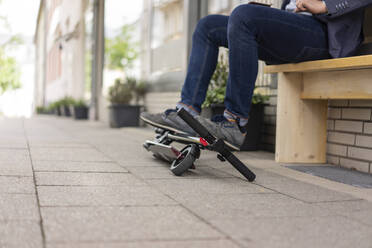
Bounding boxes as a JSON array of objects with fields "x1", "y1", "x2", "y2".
[
  {"x1": 60, "y1": 97, "x2": 75, "y2": 106},
  {"x1": 48, "y1": 100, "x2": 61, "y2": 111},
  {"x1": 36, "y1": 106, "x2": 46, "y2": 114},
  {"x1": 202, "y1": 55, "x2": 228, "y2": 108},
  {"x1": 108, "y1": 78, "x2": 133, "y2": 104},
  {"x1": 108, "y1": 77, "x2": 148, "y2": 105},
  {"x1": 133, "y1": 80, "x2": 148, "y2": 104},
  {"x1": 252, "y1": 89, "x2": 269, "y2": 105},
  {"x1": 202, "y1": 54, "x2": 269, "y2": 108},
  {"x1": 73, "y1": 99, "x2": 88, "y2": 108}
]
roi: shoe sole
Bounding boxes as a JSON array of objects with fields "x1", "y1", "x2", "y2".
[
  {"x1": 141, "y1": 115, "x2": 240, "y2": 151},
  {"x1": 140, "y1": 115, "x2": 187, "y2": 135}
]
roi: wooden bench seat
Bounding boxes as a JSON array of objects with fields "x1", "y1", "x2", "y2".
[
  {"x1": 264, "y1": 55, "x2": 372, "y2": 164},
  {"x1": 265, "y1": 54, "x2": 372, "y2": 73}
]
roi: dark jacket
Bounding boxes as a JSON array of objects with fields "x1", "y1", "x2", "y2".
[{"x1": 281, "y1": 0, "x2": 372, "y2": 58}]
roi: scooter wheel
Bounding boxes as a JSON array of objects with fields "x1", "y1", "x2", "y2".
[{"x1": 170, "y1": 145, "x2": 199, "y2": 176}]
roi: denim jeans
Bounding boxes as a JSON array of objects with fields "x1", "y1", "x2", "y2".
[{"x1": 180, "y1": 4, "x2": 329, "y2": 122}]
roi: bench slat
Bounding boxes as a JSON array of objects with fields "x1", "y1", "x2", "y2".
[
  {"x1": 302, "y1": 69, "x2": 372, "y2": 99},
  {"x1": 264, "y1": 54, "x2": 372, "y2": 73}
]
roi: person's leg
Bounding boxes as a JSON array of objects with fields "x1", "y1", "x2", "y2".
[
  {"x1": 179, "y1": 15, "x2": 229, "y2": 114},
  {"x1": 141, "y1": 14, "x2": 229, "y2": 134},
  {"x1": 198, "y1": 4, "x2": 330, "y2": 148},
  {"x1": 224, "y1": 4, "x2": 329, "y2": 125}
]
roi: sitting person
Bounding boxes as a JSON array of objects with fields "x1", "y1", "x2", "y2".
[{"x1": 141, "y1": 0, "x2": 372, "y2": 150}]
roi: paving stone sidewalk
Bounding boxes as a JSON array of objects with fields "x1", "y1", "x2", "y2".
[{"x1": 1, "y1": 116, "x2": 372, "y2": 248}]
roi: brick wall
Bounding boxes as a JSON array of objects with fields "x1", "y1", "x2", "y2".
[
  {"x1": 259, "y1": 97, "x2": 372, "y2": 175},
  {"x1": 260, "y1": 94, "x2": 277, "y2": 152},
  {"x1": 327, "y1": 100, "x2": 372, "y2": 174}
]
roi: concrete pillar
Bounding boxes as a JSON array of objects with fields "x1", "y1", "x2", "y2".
[
  {"x1": 90, "y1": 0, "x2": 104, "y2": 120},
  {"x1": 141, "y1": 0, "x2": 153, "y2": 79},
  {"x1": 183, "y1": 0, "x2": 208, "y2": 71},
  {"x1": 42, "y1": 0, "x2": 48, "y2": 106}
]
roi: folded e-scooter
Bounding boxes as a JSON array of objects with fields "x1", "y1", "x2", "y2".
[{"x1": 143, "y1": 108, "x2": 256, "y2": 182}]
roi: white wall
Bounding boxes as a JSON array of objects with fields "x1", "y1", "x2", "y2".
[
  {"x1": 34, "y1": 7, "x2": 45, "y2": 108},
  {"x1": 45, "y1": 0, "x2": 86, "y2": 104}
]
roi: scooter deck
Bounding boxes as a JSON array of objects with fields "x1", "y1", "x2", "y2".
[
  {"x1": 143, "y1": 128, "x2": 204, "y2": 163},
  {"x1": 141, "y1": 116, "x2": 239, "y2": 151},
  {"x1": 143, "y1": 140, "x2": 179, "y2": 163}
]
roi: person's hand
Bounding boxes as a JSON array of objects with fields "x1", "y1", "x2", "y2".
[{"x1": 295, "y1": 0, "x2": 328, "y2": 14}]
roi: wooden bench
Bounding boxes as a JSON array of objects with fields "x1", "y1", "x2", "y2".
[
  {"x1": 264, "y1": 7, "x2": 372, "y2": 164},
  {"x1": 264, "y1": 54, "x2": 372, "y2": 163}
]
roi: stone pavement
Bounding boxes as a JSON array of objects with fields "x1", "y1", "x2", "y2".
[{"x1": 1, "y1": 116, "x2": 372, "y2": 248}]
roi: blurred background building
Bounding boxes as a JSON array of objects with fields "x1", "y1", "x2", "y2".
[
  {"x1": 34, "y1": 0, "x2": 87, "y2": 107},
  {"x1": 34, "y1": 0, "x2": 279, "y2": 122}
]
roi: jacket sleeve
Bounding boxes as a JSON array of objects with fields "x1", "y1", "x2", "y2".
[
  {"x1": 323, "y1": 0, "x2": 372, "y2": 18},
  {"x1": 281, "y1": 0, "x2": 290, "y2": 10}
]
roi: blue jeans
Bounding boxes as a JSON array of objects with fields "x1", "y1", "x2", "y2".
[{"x1": 180, "y1": 4, "x2": 329, "y2": 122}]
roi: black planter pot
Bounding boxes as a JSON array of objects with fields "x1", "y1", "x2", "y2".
[
  {"x1": 240, "y1": 104, "x2": 265, "y2": 151},
  {"x1": 73, "y1": 106, "x2": 89, "y2": 120},
  {"x1": 201, "y1": 103, "x2": 225, "y2": 119},
  {"x1": 56, "y1": 106, "x2": 62, "y2": 116},
  {"x1": 62, "y1": 105, "x2": 71, "y2": 117},
  {"x1": 43, "y1": 110, "x2": 54, "y2": 115},
  {"x1": 202, "y1": 103, "x2": 265, "y2": 151},
  {"x1": 109, "y1": 104, "x2": 141, "y2": 128}
]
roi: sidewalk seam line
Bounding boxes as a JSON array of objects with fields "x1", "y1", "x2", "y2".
[{"x1": 23, "y1": 119, "x2": 47, "y2": 248}]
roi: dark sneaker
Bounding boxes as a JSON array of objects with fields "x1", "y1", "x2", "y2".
[
  {"x1": 195, "y1": 115, "x2": 246, "y2": 150},
  {"x1": 163, "y1": 109, "x2": 198, "y2": 135},
  {"x1": 140, "y1": 111, "x2": 170, "y2": 130},
  {"x1": 140, "y1": 109, "x2": 196, "y2": 135}
]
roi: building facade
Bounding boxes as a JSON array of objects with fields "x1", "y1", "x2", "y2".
[{"x1": 34, "y1": 0, "x2": 87, "y2": 106}]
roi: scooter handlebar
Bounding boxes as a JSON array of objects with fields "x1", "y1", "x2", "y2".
[
  {"x1": 177, "y1": 108, "x2": 215, "y2": 144},
  {"x1": 177, "y1": 108, "x2": 256, "y2": 182},
  {"x1": 225, "y1": 153, "x2": 256, "y2": 182}
]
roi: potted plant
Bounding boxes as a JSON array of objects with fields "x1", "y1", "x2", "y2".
[
  {"x1": 50, "y1": 100, "x2": 62, "y2": 116},
  {"x1": 201, "y1": 55, "x2": 269, "y2": 151},
  {"x1": 240, "y1": 88, "x2": 269, "y2": 151},
  {"x1": 201, "y1": 54, "x2": 229, "y2": 118},
  {"x1": 59, "y1": 97, "x2": 75, "y2": 117},
  {"x1": 108, "y1": 78, "x2": 142, "y2": 128},
  {"x1": 133, "y1": 80, "x2": 148, "y2": 105},
  {"x1": 36, "y1": 106, "x2": 44, "y2": 114},
  {"x1": 36, "y1": 106, "x2": 53, "y2": 115},
  {"x1": 73, "y1": 99, "x2": 89, "y2": 120}
]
